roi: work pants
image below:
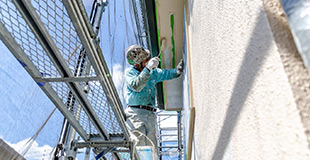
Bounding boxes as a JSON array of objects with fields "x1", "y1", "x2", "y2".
[{"x1": 125, "y1": 107, "x2": 158, "y2": 153}]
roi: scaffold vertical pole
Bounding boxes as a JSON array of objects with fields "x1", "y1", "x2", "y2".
[{"x1": 177, "y1": 111, "x2": 183, "y2": 160}]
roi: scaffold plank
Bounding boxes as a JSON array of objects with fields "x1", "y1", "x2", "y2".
[{"x1": 12, "y1": 0, "x2": 110, "y2": 140}]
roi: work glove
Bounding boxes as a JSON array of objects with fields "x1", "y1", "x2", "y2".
[
  {"x1": 146, "y1": 57, "x2": 160, "y2": 70},
  {"x1": 176, "y1": 59, "x2": 184, "y2": 74}
]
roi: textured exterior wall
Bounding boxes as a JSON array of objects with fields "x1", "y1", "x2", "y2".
[
  {"x1": 263, "y1": 0, "x2": 310, "y2": 148},
  {"x1": 186, "y1": 0, "x2": 310, "y2": 159}
]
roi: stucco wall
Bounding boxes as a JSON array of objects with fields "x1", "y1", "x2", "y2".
[
  {"x1": 186, "y1": 0, "x2": 310, "y2": 159},
  {"x1": 262, "y1": 0, "x2": 310, "y2": 148}
]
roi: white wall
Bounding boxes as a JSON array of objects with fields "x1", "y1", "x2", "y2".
[{"x1": 186, "y1": 0, "x2": 310, "y2": 159}]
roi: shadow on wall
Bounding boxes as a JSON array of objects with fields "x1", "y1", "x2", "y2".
[
  {"x1": 211, "y1": 10, "x2": 272, "y2": 160},
  {"x1": 263, "y1": 0, "x2": 310, "y2": 148}
]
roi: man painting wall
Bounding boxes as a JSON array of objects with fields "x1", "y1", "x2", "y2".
[{"x1": 124, "y1": 45, "x2": 183, "y2": 155}]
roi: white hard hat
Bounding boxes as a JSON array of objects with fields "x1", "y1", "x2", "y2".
[{"x1": 126, "y1": 45, "x2": 150, "y2": 65}]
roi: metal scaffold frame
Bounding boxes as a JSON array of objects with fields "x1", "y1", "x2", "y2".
[
  {"x1": 0, "y1": 0, "x2": 140, "y2": 159},
  {"x1": 0, "y1": 0, "x2": 184, "y2": 159},
  {"x1": 156, "y1": 111, "x2": 183, "y2": 160}
]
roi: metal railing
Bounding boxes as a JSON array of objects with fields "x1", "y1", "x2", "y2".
[{"x1": 157, "y1": 111, "x2": 183, "y2": 160}]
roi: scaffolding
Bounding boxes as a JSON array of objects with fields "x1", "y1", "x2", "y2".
[
  {"x1": 156, "y1": 111, "x2": 183, "y2": 160},
  {"x1": 0, "y1": 0, "x2": 138, "y2": 159},
  {"x1": 0, "y1": 0, "x2": 184, "y2": 159}
]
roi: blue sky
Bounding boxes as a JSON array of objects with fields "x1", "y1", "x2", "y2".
[{"x1": 0, "y1": 38, "x2": 63, "y2": 158}]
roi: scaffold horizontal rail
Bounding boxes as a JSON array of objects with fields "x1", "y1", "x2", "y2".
[
  {"x1": 159, "y1": 127, "x2": 178, "y2": 130},
  {"x1": 158, "y1": 146, "x2": 179, "y2": 148},
  {"x1": 160, "y1": 134, "x2": 178, "y2": 136},
  {"x1": 35, "y1": 76, "x2": 102, "y2": 82},
  {"x1": 159, "y1": 140, "x2": 178, "y2": 142},
  {"x1": 75, "y1": 140, "x2": 130, "y2": 148}
]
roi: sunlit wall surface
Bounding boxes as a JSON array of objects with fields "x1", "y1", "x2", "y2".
[{"x1": 184, "y1": 0, "x2": 310, "y2": 159}]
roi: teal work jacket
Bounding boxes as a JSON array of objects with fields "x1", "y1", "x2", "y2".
[{"x1": 125, "y1": 67, "x2": 180, "y2": 107}]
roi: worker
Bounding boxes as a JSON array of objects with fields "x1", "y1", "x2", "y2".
[{"x1": 124, "y1": 45, "x2": 183, "y2": 154}]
